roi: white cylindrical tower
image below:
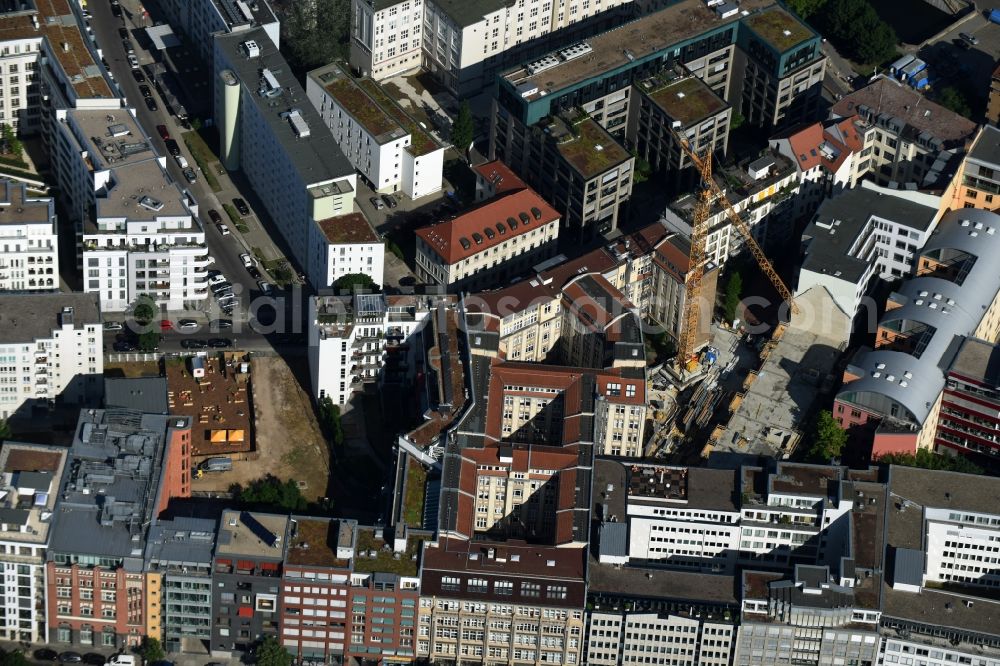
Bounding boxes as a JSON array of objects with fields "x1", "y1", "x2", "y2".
[{"x1": 219, "y1": 69, "x2": 241, "y2": 171}]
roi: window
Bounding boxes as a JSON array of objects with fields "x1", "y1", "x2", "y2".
[
  {"x1": 442, "y1": 576, "x2": 460, "y2": 591},
  {"x1": 520, "y1": 582, "x2": 541, "y2": 597}
]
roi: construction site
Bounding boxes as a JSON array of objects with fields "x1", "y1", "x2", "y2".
[{"x1": 164, "y1": 352, "x2": 255, "y2": 461}]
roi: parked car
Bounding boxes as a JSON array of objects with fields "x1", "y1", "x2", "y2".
[
  {"x1": 177, "y1": 319, "x2": 199, "y2": 331},
  {"x1": 84, "y1": 652, "x2": 106, "y2": 664},
  {"x1": 208, "y1": 338, "x2": 233, "y2": 348},
  {"x1": 181, "y1": 339, "x2": 208, "y2": 349},
  {"x1": 174, "y1": 155, "x2": 188, "y2": 169},
  {"x1": 215, "y1": 223, "x2": 230, "y2": 236},
  {"x1": 34, "y1": 649, "x2": 58, "y2": 661},
  {"x1": 208, "y1": 274, "x2": 227, "y2": 286},
  {"x1": 257, "y1": 280, "x2": 274, "y2": 295},
  {"x1": 144, "y1": 96, "x2": 157, "y2": 111},
  {"x1": 103, "y1": 320, "x2": 123, "y2": 331},
  {"x1": 209, "y1": 319, "x2": 233, "y2": 330},
  {"x1": 105, "y1": 656, "x2": 137, "y2": 666},
  {"x1": 210, "y1": 281, "x2": 233, "y2": 294},
  {"x1": 233, "y1": 197, "x2": 250, "y2": 216},
  {"x1": 59, "y1": 652, "x2": 83, "y2": 663},
  {"x1": 118, "y1": 27, "x2": 129, "y2": 39},
  {"x1": 132, "y1": 69, "x2": 145, "y2": 83},
  {"x1": 240, "y1": 253, "x2": 254, "y2": 268},
  {"x1": 207, "y1": 209, "x2": 223, "y2": 224},
  {"x1": 207, "y1": 269, "x2": 222, "y2": 278},
  {"x1": 960, "y1": 31, "x2": 979, "y2": 45},
  {"x1": 247, "y1": 266, "x2": 262, "y2": 280},
  {"x1": 183, "y1": 167, "x2": 197, "y2": 183},
  {"x1": 156, "y1": 124, "x2": 170, "y2": 140},
  {"x1": 139, "y1": 84, "x2": 152, "y2": 98},
  {"x1": 159, "y1": 320, "x2": 173, "y2": 331},
  {"x1": 164, "y1": 139, "x2": 180, "y2": 156},
  {"x1": 127, "y1": 54, "x2": 139, "y2": 69},
  {"x1": 381, "y1": 194, "x2": 398, "y2": 209},
  {"x1": 122, "y1": 39, "x2": 134, "y2": 54},
  {"x1": 370, "y1": 196, "x2": 385, "y2": 210},
  {"x1": 113, "y1": 341, "x2": 136, "y2": 352},
  {"x1": 111, "y1": 2, "x2": 121, "y2": 16}
]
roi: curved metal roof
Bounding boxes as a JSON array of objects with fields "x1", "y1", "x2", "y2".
[{"x1": 838, "y1": 209, "x2": 1000, "y2": 426}]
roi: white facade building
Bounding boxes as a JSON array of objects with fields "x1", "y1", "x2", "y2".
[
  {"x1": 587, "y1": 611, "x2": 735, "y2": 666},
  {"x1": 0, "y1": 293, "x2": 103, "y2": 419},
  {"x1": 349, "y1": 0, "x2": 424, "y2": 81},
  {"x1": 309, "y1": 293, "x2": 438, "y2": 405},
  {"x1": 306, "y1": 63, "x2": 444, "y2": 199},
  {"x1": 0, "y1": 442, "x2": 68, "y2": 643},
  {"x1": 0, "y1": 31, "x2": 42, "y2": 135},
  {"x1": 315, "y1": 212, "x2": 385, "y2": 287},
  {"x1": 0, "y1": 180, "x2": 57, "y2": 292},
  {"x1": 213, "y1": 30, "x2": 359, "y2": 290},
  {"x1": 50, "y1": 107, "x2": 209, "y2": 312},
  {"x1": 796, "y1": 181, "x2": 942, "y2": 330},
  {"x1": 155, "y1": 0, "x2": 280, "y2": 64}
]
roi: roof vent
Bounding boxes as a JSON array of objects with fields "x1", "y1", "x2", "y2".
[
  {"x1": 284, "y1": 108, "x2": 310, "y2": 138},
  {"x1": 546, "y1": 559, "x2": 555, "y2": 567},
  {"x1": 243, "y1": 39, "x2": 260, "y2": 58}
]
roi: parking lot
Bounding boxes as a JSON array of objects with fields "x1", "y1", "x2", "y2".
[{"x1": 916, "y1": 11, "x2": 1000, "y2": 104}]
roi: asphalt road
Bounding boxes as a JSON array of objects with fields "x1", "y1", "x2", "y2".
[{"x1": 88, "y1": 0, "x2": 260, "y2": 314}]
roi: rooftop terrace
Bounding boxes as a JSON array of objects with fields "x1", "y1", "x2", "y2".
[
  {"x1": 0, "y1": 180, "x2": 53, "y2": 226},
  {"x1": 353, "y1": 527, "x2": 422, "y2": 577},
  {"x1": 0, "y1": 442, "x2": 66, "y2": 545},
  {"x1": 642, "y1": 74, "x2": 729, "y2": 126},
  {"x1": 216, "y1": 509, "x2": 288, "y2": 559},
  {"x1": 742, "y1": 5, "x2": 813, "y2": 52},
  {"x1": 551, "y1": 115, "x2": 631, "y2": 179},
  {"x1": 286, "y1": 518, "x2": 354, "y2": 568},
  {"x1": 316, "y1": 212, "x2": 380, "y2": 245}
]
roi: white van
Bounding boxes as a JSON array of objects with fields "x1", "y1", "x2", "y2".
[{"x1": 105, "y1": 656, "x2": 137, "y2": 666}]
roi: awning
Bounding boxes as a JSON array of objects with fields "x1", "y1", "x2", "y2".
[
  {"x1": 237, "y1": 606, "x2": 253, "y2": 618},
  {"x1": 260, "y1": 562, "x2": 279, "y2": 571},
  {"x1": 236, "y1": 560, "x2": 254, "y2": 570},
  {"x1": 210, "y1": 430, "x2": 228, "y2": 443},
  {"x1": 228, "y1": 429, "x2": 245, "y2": 442}
]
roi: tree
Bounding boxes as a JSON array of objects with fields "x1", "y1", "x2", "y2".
[
  {"x1": 0, "y1": 649, "x2": 29, "y2": 666},
  {"x1": 332, "y1": 272, "x2": 380, "y2": 293},
  {"x1": 820, "y1": 0, "x2": 897, "y2": 65},
  {"x1": 450, "y1": 100, "x2": 474, "y2": 155},
  {"x1": 807, "y1": 410, "x2": 848, "y2": 462},
  {"x1": 138, "y1": 330, "x2": 160, "y2": 352},
  {"x1": 786, "y1": 0, "x2": 829, "y2": 18},
  {"x1": 937, "y1": 87, "x2": 972, "y2": 118},
  {"x1": 140, "y1": 637, "x2": 165, "y2": 663},
  {"x1": 132, "y1": 294, "x2": 156, "y2": 323},
  {"x1": 0, "y1": 123, "x2": 22, "y2": 159},
  {"x1": 0, "y1": 418, "x2": 11, "y2": 443},
  {"x1": 879, "y1": 448, "x2": 983, "y2": 475},
  {"x1": 722, "y1": 271, "x2": 743, "y2": 323},
  {"x1": 318, "y1": 396, "x2": 344, "y2": 452},
  {"x1": 280, "y1": 0, "x2": 351, "y2": 73},
  {"x1": 729, "y1": 113, "x2": 746, "y2": 131},
  {"x1": 233, "y1": 474, "x2": 308, "y2": 512},
  {"x1": 256, "y1": 635, "x2": 292, "y2": 666},
  {"x1": 631, "y1": 152, "x2": 652, "y2": 185}
]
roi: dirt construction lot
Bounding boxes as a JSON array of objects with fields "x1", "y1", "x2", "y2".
[{"x1": 191, "y1": 356, "x2": 330, "y2": 502}]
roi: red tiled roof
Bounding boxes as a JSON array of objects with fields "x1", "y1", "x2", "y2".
[
  {"x1": 473, "y1": 160, "x2": 525, "y2": 195},
  {"x1": 415, "y1": 188, "x2": 560, "y2": 265},
  {"x1": 780, "y1": 116, "x2": 866, "y2": 175}
]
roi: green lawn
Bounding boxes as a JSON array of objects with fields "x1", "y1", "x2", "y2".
[
  {"x1": 402, "y1": 460, "x2": 427, "y2": 528},
  {"x1": 222, "y1": 203, "x2": 241, "y2": 225},
  {"x1": 182, "y1": 130, "x2": 222, "y2": 193}
]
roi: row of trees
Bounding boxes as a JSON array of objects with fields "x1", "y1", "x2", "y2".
[{"x1": 788, "y1": 0, "x2": 898, "y2": 66}]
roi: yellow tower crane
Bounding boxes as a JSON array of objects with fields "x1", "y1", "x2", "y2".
[{"x1": 672, "y1": 136, "x2": 798, "y2": 371}]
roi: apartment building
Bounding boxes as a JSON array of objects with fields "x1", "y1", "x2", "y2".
[
  {"x1": 0, "y1": 180, "x2": 58, "y2": 291},
  {"x1": 349, "y1": 0, "x2": 424, "y2": 81},
  {"x1": 212, "y1": 510, "x2": 289, "y2": 656},
  {"x1": 629, "y1": 70, "x2": 732, "y2": 185},
  {"x1": 415, "y1": 167, "x2": 560, "y2": 291},
  {"x1": 770, "y1": 115, "x2": 869, "y2": 221},
  {"x1": 945, "y1": 124, "x2": 1000, "y2": 213},
  {"x1": 306, "y1": 63, "x2": 444, "y2": 199},
  {"x1": 46, "y1": 409, "x2": 193, "y2": 649},
  {"x1": 796, "y1": 182, "x2": 942, "y2": 341},
  {"x1": 155, "y1": 0, "x2": 280, "y2": 64},
  {"x1": 835, "y1": 208, "x2": 1000, "y2": 459},
  {"x1": 463, "y1": 223, "x2": 716, "y2": 363},
  {"x1": 0, "y1": 293, "x2": 103, "y2": 419},
  {"x1": 315, "y1": 213, "x2": 385, "y2": 288},
  {"x1": 662, "y1": 148, "x2": 800, "y2": 267},
  {"x1": 280, "y1": 517, "x2": 354, "y2": 663},
  {"x1": 735, "y1": 6, "x2": 826, "y2": 128},
  {"x1": 492, "y1": 110, "x2": 634, "y2": 244},
  {"x1": 213, "y1": 31, "x2": 358, "y2": 290},
  {"x1": 989, "y1": 62, "x2": 1000, "y2": 126},
  {"x1": 559, "y1": 273, "x2": 645, "y2": 370},
  {"x1": 935, "y1": 337, "x2": 1000, "y2": 462},
  {"x1": 585, "y1": 566, "x2": 737, "y2": 666},
  {"x1": 0, "y1": 442, "x2": 67, "y2": 643},
  {"x1": 0, "y1": 17, "x2": 42, "y2": 135},
  {"x1": 308, "y1": 293, "x2": 442, "y2": 405},
  {"x1": 50, "y1": 107, "x2": 210, "y2": 311},
  {"x1": 831, "y1": 76, "x2": 977, "y2": 188},
  {"x1": 144, "y1": 517, "x2": 216, "y2": 654}
]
